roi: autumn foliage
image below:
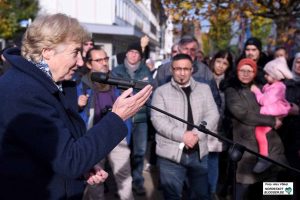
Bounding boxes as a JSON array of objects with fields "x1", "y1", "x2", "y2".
[{"x1": 161, "y1": 0, "x2": 299, "y2": 53}]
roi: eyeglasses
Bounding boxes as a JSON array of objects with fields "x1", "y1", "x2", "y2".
[
  {"x1": 238, "y1": 69, "x2": 254, "y2": 75},
  {"x1": 172, "y1": 67, "x2": 192, "y2": 72},
  {"x1": 180, "y1": 47, "x2": 197, "y2": 53},
  {"x1": 90, "y1": 57, "x2": 109, "y2": 63}
]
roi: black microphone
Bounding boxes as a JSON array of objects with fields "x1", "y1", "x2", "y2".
[{"x1": 91, "y1": 72, "x2": 149, "y2": 90}]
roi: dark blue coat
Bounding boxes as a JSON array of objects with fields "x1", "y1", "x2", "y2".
[{"x1": 0, "y1": 48, "x2": 127, "y2": 200}]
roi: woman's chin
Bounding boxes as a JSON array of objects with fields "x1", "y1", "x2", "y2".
[{"x1": 64, "y1": 73, "x2": 74, "y2": 81}]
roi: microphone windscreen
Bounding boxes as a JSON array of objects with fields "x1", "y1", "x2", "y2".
[{"x1": 91, "y1": 72, "x2": 108, "y2": 83}]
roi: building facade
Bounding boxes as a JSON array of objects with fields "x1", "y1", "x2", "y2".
[{"x1": 39, "y1": 0, "x2": 167, "y2": 67}]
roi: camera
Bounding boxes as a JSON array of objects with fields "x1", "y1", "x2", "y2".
[{"x1": 100, "y1": 105, "x2": 112, "y2": 116}]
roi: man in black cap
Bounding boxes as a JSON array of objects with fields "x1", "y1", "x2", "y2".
[
  {"x1": 244, "y1": 37, "x2": 262, "y2": 62},
  {"x1": 237, "y1": 37, "x2": 271, "y2": 86},
  {"x1": 111, "y1": 41, "x2": 152, "y2": 196}
]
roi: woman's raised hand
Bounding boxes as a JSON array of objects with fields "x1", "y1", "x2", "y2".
[{"x1": 112, "y1": 85, "x2": 152, "y2": 120}]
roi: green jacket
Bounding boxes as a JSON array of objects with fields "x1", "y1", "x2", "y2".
[{"x1": 112, "y1": 62, "x2": 153, "y2": 123}]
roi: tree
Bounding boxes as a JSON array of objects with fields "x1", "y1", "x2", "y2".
[
  {"x1": 0, "y1": 0, "x2": 39, "y2": 39},
  {"x1": 207, "y1": 6, "x2": 232, "y2": 51},
  {"x1": 162, "y1": 0, "x2": 300, "y2": 52},
  {"x1": 251, "y1": 0, "x2": 299, "y2": 44}
]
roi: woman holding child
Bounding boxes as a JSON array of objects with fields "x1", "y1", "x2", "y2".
[{"x1": 224, "y1": 58, "x2": 286, "y2": 199}]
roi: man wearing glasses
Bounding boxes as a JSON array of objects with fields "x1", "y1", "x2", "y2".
[
  {"x1": 154, "y1": 35, "x2": 221, "y2": 109},
  {"x1": 77, "y1": 47, "x2": 134, "y2": 200},
  {"x1": 151, "y1": 53, "x2": 219, "y2": 199}
]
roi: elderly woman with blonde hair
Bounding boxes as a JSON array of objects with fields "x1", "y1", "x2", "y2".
[{"x1": 0, "y1": 13, "x2": 152, "y2": 200}]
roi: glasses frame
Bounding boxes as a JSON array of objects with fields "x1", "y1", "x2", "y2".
[
  {"x1": 89, "y1": 57, "x2": 109, "y2": 63},
  {"x1": 238, "y1": 69, "x2": 254, "y2": 75},
  {"x1": 172, "y1": 67, "x2": 193, "y2": 73}
]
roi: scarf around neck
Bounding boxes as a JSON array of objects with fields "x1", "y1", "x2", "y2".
[
  {"x1": 124, "y1": 58, "x2": 141, "y2": 79},
  {"x1": 28, "y1": 59, "x2": 63, "y2": 91}
]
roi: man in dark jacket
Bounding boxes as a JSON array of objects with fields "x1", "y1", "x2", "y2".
[{"x1": 112, "y1": 42, "x2": 152, "y2": 195}]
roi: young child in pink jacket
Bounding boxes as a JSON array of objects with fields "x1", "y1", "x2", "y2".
[{"x1": 251, "y1": 57, "x2": 293, "y2": 173}]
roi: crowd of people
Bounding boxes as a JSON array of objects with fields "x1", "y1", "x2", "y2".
[{"x1": 0, "y1": 12, "x2": 300, "y2": 200}]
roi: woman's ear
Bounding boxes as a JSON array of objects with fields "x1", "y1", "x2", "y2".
[{"x1": 41, "y1": 48, "x2": 54, "y2": 60}]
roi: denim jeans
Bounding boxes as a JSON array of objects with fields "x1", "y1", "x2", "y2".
[
  {"x1": 158, "y1": 152, "x2": 209, "y2": 200},
  {"x1": 131, "y1": 122, "x2": 148, "y2": 187},
  {"x1": 208, "y1": 152, "x2": 219, "y2": 193}
]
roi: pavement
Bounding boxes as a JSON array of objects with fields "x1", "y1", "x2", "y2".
[
  {"x1": 104, "y1": 141, "x2": 164, "y2": 200},
  {"x1": 103, "y1": 164, "x2": 163, "y2": 200}
]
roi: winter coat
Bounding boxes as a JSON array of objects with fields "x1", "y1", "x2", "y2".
[
  {"x1": 111, "y1": 62, "x2": 152, "y2": 123},
  {"x1": 151, "y1": 77, "x2": 219, "y2": 163},
  {"x1": 252, "y1": 81, "x2": 291, "y2": 116},
  {"x1": 225, "y1": 83, "x2": 286, "y2": 184}
]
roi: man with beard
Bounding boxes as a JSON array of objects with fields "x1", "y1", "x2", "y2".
[
  {"x1": 151, "y1": 54, "x2": 219, "y2": 199},
  {"x1": 77, "y1": 47, "x2": 134, "y2": 200},
  {"x1": 237, "y1": 37, "x2": 271, "y2": 86}
]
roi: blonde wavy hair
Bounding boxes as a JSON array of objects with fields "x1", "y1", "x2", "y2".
[{"x1": 21, "y1": 13, "x2": 90, "y2": 62}]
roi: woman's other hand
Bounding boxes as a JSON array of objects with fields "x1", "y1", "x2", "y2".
[{"x1": 85, "y1": 163, "x2": 108, "y2": 185}]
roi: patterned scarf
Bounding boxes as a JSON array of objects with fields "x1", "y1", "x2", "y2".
[
  {"x1": 28, "y1": 59, "x2": 63, "y2": 91},
  {"x1": 124, "y1": 58, "x2": 140, "y2": 79}
]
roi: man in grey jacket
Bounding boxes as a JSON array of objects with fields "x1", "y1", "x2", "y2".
[
  {"x1": 151, "y1": 54, "x2": 219, "y2": 199},
  {"x1": 153, "y1": 35, "x2": 221, "y2": 109}
]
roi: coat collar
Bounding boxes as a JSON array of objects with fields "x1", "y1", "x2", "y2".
[
  {"x1": 171, "y1": 77, "x2": 197, "y2": 91},
  {"x1": 4, "y1": 47, "x2": 60, "y2": 94},
  {"x1": 4, "y1": 48, "x2": 85, "y2": 139}
]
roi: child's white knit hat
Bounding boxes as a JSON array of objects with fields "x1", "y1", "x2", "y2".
[{"x1": 264, "y1": 57, "x2": 293, "y2": 80}]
